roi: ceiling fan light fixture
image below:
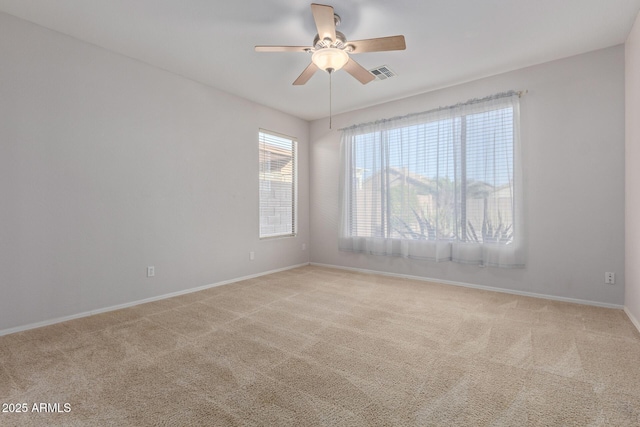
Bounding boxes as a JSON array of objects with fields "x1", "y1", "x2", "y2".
[
  {"x1": 312, "y1": 48, "x2": 349, "y2": 72},
  {"x1": 256, "y1": 3, "x2": 404, "y2": 85}
]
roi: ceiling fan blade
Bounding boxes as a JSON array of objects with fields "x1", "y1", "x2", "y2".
[
  {"x1": 293, "y1": 62, "x2": 319, "y2": 85},
  {"x1": 343, "y1": 58, "x2": 375, "y2": 85},
  {"x1": 347, "y1": 35, "x2": 406, "y2": 53},
  {"x1": 311, "y1": 3, "x2": 336, "y2": 42},
  {"x1": 255, "y1": 46, "x2": 313, "y2": 53}
]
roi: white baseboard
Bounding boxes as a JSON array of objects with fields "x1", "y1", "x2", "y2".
[
  {"x1": 624, "y1": 307, "x2": 640, "y2": 333},
  {"x1": 0, "y1": 262, "x2": 310, "y2": 337},
  {"x1": 310, "y1": 262, "x2": 624, "y2": 310},
  {"x1": 4, "y1": 261, "x2": 626, "y2": 338}
]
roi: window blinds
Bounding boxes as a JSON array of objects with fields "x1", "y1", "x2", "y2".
[
  {"x1": 259, "y1": 130, "x2": 297, "y2": 238},
  {"x1": 339, "y1": 92, "x2": 524, "y2": 268}
]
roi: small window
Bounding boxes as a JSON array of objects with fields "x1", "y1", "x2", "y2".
[{"x1": 259, "y1": 130, "x2": 297, "y2": 238}]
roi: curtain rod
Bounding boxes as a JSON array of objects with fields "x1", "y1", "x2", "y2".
[{"x1": 339, "y1": 89, "x2": 527, "y2": 132}]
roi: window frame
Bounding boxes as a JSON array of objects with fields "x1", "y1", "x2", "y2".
[
  {"x1": 345, "y1": 106, "x2": 516, "y2": 245},
  {"x1": 258, "y1": 129, "x2": 298, "y2": 239},
  {"x1": 339, "y1": 92, "x2": 524, "y2": 268}
]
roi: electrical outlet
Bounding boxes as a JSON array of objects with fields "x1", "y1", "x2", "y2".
[
  {"x1": 147, "y1": 266, "x2": 155, "y2": 277},
  {"x1": 250, "y1": 251, "x2": 255, "y2": 261},
  {"x1": 605, "y1": 272, "x2": 615, "y2": 285},
  {"x1": 302, "y1": 243, "x2": 306, "y2": 251}
]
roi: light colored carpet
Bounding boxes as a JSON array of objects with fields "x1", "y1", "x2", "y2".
[{"x1": 1, "y1": 265, "x2": 640, "y2": 426}]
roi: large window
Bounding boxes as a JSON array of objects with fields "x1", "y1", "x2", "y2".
[
  {"x1": 259, "y1": 130, "x2": 297, "y2": 238},
  {"x1": 339, "y1": 92, "x2": 523, "y2": 268}
]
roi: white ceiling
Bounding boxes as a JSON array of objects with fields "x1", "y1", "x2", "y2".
[{"x1": 1, "y1": 0, "x2": 639, "y2": 121}]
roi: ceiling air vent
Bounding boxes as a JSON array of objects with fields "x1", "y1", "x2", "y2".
[{"x1": 369, "y1": 65, "x2": 397, "y2": 81}]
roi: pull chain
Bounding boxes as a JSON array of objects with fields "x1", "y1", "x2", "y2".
[{"x1": 329, "y1": 71, "x2": 333, "y2": 129}]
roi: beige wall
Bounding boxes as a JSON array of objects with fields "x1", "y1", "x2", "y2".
[
  {"x1": 625, "y1": 11, "x2": 640, "y2": 328},
  {"x1": 311, "y1": 46, "x2": 625, "y2": 306},
  {"x1": 0, "y1": 13, "x2": 310, "y2": 333}
]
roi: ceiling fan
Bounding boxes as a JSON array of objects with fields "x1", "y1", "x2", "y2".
[{"x1": 255, "y1": 3, "x2": 406, "y2": 85}]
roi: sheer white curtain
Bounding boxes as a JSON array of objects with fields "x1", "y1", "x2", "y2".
[{"x1": 339, "y1": 92, "x2": 524, "y2": 268}]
